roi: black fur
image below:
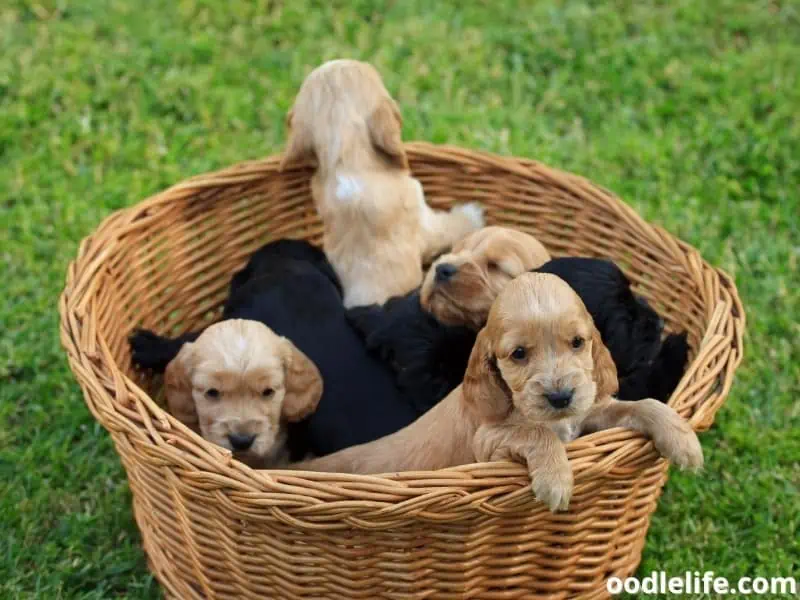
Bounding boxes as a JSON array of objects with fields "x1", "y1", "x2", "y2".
[
  {"x1": 347, "y1": 292, "x2": 475, "y2": 414},
  {"x1": 617, "y1": 330, "x2": 689, "y2": 401},
  {"x1": 347, "y1": 257, "x2": 689, "y2": 409},
  {"x1": 129, "y1": 239, "x2": 419, "y2": 458}
]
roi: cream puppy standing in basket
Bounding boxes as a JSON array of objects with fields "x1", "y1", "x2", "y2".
[
  {"x1": 280, "y1": 59, "x2": 485, "y2": 307},
  {"x1": 293, "y1": 273, "x2": 703, "y2": 512}
]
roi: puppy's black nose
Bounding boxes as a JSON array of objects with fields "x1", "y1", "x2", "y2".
[
  {"x1": 435, "y1": 263, "x2": 458, "y2": 283},
  {"x1": 228, "y1": 433, "x2": 256, "y2": 451},
  {"x1": 545, "y1": 389, "x2": 574, "y2": 409}
]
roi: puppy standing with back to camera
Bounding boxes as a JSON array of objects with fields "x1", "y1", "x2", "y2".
[
  {"x1": 279, "y1": 59, "x2": 484, "y2": 308},
  {"x1": 129, "y1": 239, "x2": 426, "y2": 463},
  {"x1": 349, "y1": 226, "x2": 690, "y2": 411},
  {"x1": 298, "y1": 273, "x2": 703, "y2": 512}
]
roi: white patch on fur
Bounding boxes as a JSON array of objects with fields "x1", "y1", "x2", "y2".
[
  {"x1": 335, "y1": 174, "x2": 363, "y2": 201},
  {"x1": 451, "y1": 202, "x2": 485, "y2": 228}
]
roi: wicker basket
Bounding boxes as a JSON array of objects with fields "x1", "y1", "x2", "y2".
[{"x1": 60, "y1": 143, "x2": 744, "y2": 600}]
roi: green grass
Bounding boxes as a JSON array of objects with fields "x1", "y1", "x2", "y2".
[{"x1": 1, "y1": 0, "x2": 798, "y2": 598}]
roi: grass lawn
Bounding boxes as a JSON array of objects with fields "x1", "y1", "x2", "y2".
[{"x1": 1, "y1": 0, "x2": 798, "y2": 598}]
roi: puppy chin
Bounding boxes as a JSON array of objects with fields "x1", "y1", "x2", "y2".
[
  {"x1": 236, "y1": 446, "x2": 290, "y2": 469},
  {"x1": 423, "y1": 292, "x2": 460, "y2": 325},
  {"x1": 422, "y1": 285, "x2": 492, "y2": 329},
  {"x1": 237, "y1": 430, "x2": 290, "y2": 468}
]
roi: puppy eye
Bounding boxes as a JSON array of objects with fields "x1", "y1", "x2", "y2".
[
  {"x1": 206, "y1": 388, "x2": 220, "y2": 399},
  {"x1": 262, "y1": 388, "x2": 274, "y2": 398},
  {"x1": 571, "y1": 336, "x2": 585, "y2": 350},
  {"x1": 487, "y1": 261, "x2": 498, "y2": 271},
  {"x1": 511, "y1": 346, "x2": 527, "y2": 361}
]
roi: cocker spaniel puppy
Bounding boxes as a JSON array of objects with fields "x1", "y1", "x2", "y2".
[
  {"x1": 159, "y1": 319, "x2": 321, "y2": 468},
  {"x1": 420, "y1": 226, "x2": 551, "y2": 329},
  {"x1": 130, "y1": 239, "x2": 423, "y2": 460},
  {"x1": 279, "y1": 59, "x2": 484, "y2": 308},
  {"x1": 295, "y1": 273, "x2": 703, "y2": 512}
]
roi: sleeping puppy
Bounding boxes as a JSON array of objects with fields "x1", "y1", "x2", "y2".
[
  {"x1": 159, "y1": 319, "x2": 322, "y2": 468},
  {"x1": 348, "y1": 226, "x2": 550, "y2": 413},
  {"x1": 130, "y1": 239, "x2": 420, "y2": 460},
  {"x1": 279, "y1": 59, "x2": 484, "y2": 308},
  {"x1": 296, "y1": 273, "x2": 703, "y2": 512},
  {"x1": 420, "y1": 226, "x2": 551, "y2": 329}
]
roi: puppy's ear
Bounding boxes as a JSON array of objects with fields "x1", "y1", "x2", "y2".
[
  {"x1": 280, "y1": 338, "x2": 323, "y2": 422},
  {"x1": 591, "y1": 326, "x2": 619, "y2": 399},
  {"x1": 164, "y1": 343, "x2": 200, "y2": 432},
  {"x1": 279, "y1": 108, "x2": 314, "y2": 170},
  {"x1": 367, "y1": 98, "x2": 408, "y2": 170},
  {"x1": 462, "y1": 328, "x2": 512, "y2": 422}
]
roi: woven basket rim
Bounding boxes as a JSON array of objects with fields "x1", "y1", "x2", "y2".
[{"x1": 59, "y1": 142, "x2": 746, "y2": 499}]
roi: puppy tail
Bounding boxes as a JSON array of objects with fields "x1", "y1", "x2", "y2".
[{"x1": 129, "y1": 328, "x2": 201, "y2": 373}]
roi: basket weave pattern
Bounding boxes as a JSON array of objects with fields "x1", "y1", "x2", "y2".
[{"x1": 60, "y1": 143, "x2": 744, "y2": 600}]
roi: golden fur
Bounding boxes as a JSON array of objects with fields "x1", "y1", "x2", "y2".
[
  {"x1": 420, "y1": 226, "x2": 551, "y2": 328},
  {"x1": 280, "y1": 59, "x2": 484, "y2": 307},
  {"x1": 292, "y1": 273, "x2": 702, "y2": 512},
  {"x1": 164, "y1": 320, "x2": 322, "y2": 467}
]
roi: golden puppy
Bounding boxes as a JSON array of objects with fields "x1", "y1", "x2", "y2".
[
  {"x1": 164, "y1": 320, "x2": 322, "y2": 467},
  {"x1": 420, "y1": 226, "x2": 551, "y2": 328},
  {"x1": 292, "y1": 273, "x2": 703, "y2": 512},
  {"x1": 280, "y1": 59, "x2": 484, "y2": 308}
]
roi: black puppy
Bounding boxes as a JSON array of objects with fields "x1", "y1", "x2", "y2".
[
  {"x1": 347, "y1": 291, "x2": 476, "y2": 415},
  {"x1": 129, "y1": 239, "x2": 419, "y2": 459},
  {"x1": 348, "y1": 257, "x2": 689, "y2": 410}
]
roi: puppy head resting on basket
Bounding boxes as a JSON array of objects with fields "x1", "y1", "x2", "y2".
[
  {"x1": 164, "y1": 319, "x2": 322, "y2": 467},
  {"x1": 295, "y1": 273, "x2": 702, "y2": 512},
  {"x1": 421, "y1": 226, "x2": 551, "y2": 329},
  {"x1": 465, "y1": 273, "x2": 701, "y2": 509},
  {"x1": 279, "y1": 59, "x2": 484, "y2": 308}
]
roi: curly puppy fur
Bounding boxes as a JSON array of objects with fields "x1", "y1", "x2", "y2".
[{"x1": 421, "y1": 226, "x2": 551, "y2": 329}]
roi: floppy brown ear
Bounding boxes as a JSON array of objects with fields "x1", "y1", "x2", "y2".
[
  {"x1": 280, "y1": 338, "x2": 323, "y2": 422},
  {"x1": 367, "y1": 97, "x2": 408, "y2": 169},
  {"x1": 163, "y1": 343, "x2": 199, "y2": 432},
  {"x1": 462, "y1": 328, "x2": 512, "y2": 422},
  {"x1": 591, "y1": 326, "x2": 619, "y2": 399},
  {"x1": 279, "y1": 108, "x2": 314, "y2": 170}
]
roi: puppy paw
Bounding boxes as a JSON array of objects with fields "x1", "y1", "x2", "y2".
[
  {"x1": 648, "y1": 403, "x2": 704, "y2": 470},
  {"x1": 451, "y1": 202, "x2": 485, "y2": 229},
  {"x1": 529, "y1": 460, "x2": 573, "y2": 512}
]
